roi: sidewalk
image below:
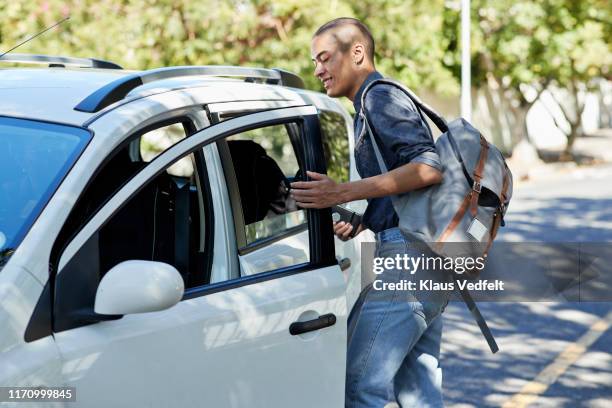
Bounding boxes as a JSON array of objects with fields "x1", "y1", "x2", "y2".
[{"x1": 506, "y1": 128, "x2": 612, "y2": 185}]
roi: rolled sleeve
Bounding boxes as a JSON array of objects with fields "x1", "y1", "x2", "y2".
[
  {"x1": 410, "y1": 151, "x2": 442, "y2": 172},
  {"x1": 364, "y1": 84, "x2": 440, "y2": 170}
]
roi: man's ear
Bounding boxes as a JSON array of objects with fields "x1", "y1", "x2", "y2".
[{"x1": 352, "y1": 43, "x2": 366, "y2": 65}]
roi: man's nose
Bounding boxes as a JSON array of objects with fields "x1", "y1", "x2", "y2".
[{"x1": 314, "y1": 63, "x2": 325, "y2": 78}]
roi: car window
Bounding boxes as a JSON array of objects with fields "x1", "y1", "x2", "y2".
[
  {"x1": 140, "y1": 122, "x2": 193, "y2": 177},
  {"x1": 220, "y1": 122, "x2": 308, "y2": 252},
  {"x1": 65, "y1": 151, "x2": 207, "y2": 284},
  {"x1": 54, "y1": 148, "x2": 212, "y2": 332},
  {"x1": 319, "y1": 110, "x2": 350, "y2": 184},
  {"x1": 54, "y1": 120, "x2": 195, "y2": 263},
  {"x1": 0, "y1": 117, "x2": 91, "y2": 269}
]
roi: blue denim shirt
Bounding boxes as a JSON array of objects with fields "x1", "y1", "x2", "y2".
[{"x1": 353, "y1": 72, "x2": 442, "y2": 233}]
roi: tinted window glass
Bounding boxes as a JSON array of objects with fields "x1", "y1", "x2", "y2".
[
  {"x1": 55, "y1": 120, "x2": 195, "y2": 267},
  {"x1": 140, "y1": 122, "x2": 193, "y2": 177},
  {"x1": 0, "y1": 117, "x2": 90, "y2": 265},
  {"x1": 224, "y1": 124, "x2": 306, "y2": 246},
  {"x1": 60, "y1": 150, "x2": 208, "y2": 285}
]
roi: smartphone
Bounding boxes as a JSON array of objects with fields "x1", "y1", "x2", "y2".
[{"x1": 331, "y1": 205, "x2": 363, "y2": 237}]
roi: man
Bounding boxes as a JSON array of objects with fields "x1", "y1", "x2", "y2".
[{"x1": 290, "y1": 17, "x2": 449, "y2": 407}]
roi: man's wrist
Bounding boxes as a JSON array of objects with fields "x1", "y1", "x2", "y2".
[{"x1": 336, "y1": 181, "x2": 359, "y2": 204}]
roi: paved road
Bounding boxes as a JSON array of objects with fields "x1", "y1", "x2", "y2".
[{"x1": 442, "y1": 164, "x2": 612, "y2": 408}]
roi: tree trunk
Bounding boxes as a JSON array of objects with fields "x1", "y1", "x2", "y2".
[
  {"x1": 598, "y1": 81, "x2": 612, "y2": 128},
  {"x1": 506, "y1": 105, "x2": 529, "y2": 145},
  {"x1": 562, "y1": 120, "x2": 584, "y2": 160},
  {"x1": 483, "y1": 80, "x2": 512, "y2": 151},
  {"x1": 549, "y1": 81, "x2": 587, "y2": 161}
]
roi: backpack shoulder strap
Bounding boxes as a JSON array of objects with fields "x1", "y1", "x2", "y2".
[
  {"x1": 360, "y1": 78, "x2": 448, "y2": 133},
  {"x1": 358, "y1": 78, "x2": 430, "y2": 174}
]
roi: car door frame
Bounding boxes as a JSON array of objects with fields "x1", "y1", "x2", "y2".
[
  {"x1": 56, "y1": 104, "x2": 337, "y2": 313},
  {"x1": 46, "y1": 104, "x2": 347, "y2": 408}
]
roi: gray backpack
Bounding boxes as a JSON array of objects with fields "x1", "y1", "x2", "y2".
[
  {"x1": 360, "y1": 79, "x2": 513, "y2": 269},
  {"x1": 360, "y1": 79, "x2": 513, "y2": 353}
]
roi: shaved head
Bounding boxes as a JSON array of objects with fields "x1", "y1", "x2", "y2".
[
  {"x1": 313, "y1": 18, "x2": 375, "y2": 63},
  {"x1": 311, "y1": 17, "x2": 376, "y2": 100}
]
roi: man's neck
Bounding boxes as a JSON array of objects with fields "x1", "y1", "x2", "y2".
[{"x1": 348, "y1": 68, "x2": 376, "y2": 102}]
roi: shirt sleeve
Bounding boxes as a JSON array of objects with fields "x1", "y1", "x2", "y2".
[{"x1": 363, "y1": 84, "x2": 442, "y2": 171}]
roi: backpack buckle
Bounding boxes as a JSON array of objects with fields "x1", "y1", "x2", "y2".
[{"x1": 472, "y1": 181, "x2": 482, "y2": 193}]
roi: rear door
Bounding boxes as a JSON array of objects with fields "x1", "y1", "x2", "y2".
[{"x1": 52, "y1": 106, "x2": 347, "y2": 408}]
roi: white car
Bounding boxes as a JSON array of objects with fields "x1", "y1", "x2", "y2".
[{"x1": 0, "y1": 55, "x2": 370, "y2": 407}]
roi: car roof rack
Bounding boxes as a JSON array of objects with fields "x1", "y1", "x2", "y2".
[
  {"x1": 74, "y1": 65, "x2": 305, "y2": 113},
  {"x1": 0, "y1": 53, "x2": 123, "y2": 69}
]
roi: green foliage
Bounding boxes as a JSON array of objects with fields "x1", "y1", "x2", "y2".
[
  {"x1": 351, "y1": 0, "x2": 458, "y2": 95},
  {"x1": 0, "y1": 0, "x2": 458, "y2": 96},
  {"x1": 443, "y1": 0, "x2": 611, "y2": 102},
  {"x1": 442, "y1": 0, "x2": 611, "y2": 149},
  {"x1": 2, "y1": 0, "x2": 609, "y2": 151}
]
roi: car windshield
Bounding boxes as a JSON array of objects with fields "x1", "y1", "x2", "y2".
[{"x1": 0, "y1": 117, "x2": 91, "y2": 269}]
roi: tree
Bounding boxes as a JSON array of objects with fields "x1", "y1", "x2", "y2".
[
  {"x1": 1, "y1": 0, "x2": 458, "y2": 106},
  {"x1": 442, "y1": 0, "x2": 611, "y2": 157},
  {"x1": 444, "y1": 0, "x2": 553, "y2": 149},
  {"x1": 539, "y1": 0, "x2": 611, "y2": 158},
  {"x1": 350, "y1": 0, "x2": 457, "y2": 96}
]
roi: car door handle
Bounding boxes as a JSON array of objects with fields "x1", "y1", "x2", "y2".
[
  {"x1": 289, "y1": 313, "x2": 337, "y2": 335},
  {"x1": 338, "y1": 257, "x2": 351, "y2": 271}
]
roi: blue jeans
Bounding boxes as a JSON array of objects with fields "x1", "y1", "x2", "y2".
[{"x1": 346, "y1": 228, "x2": 450, "y2": 408}]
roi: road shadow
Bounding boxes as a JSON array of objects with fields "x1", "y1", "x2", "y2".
[
  {"x1": 442, "y1": 301, "x2": 612, "y2": 407},
  {"x1": 499, "y1": 196, "x2": 612, "y2": 242},
  {"x1": 442, "y1": 191, "x2": 612, "y2": 407}
]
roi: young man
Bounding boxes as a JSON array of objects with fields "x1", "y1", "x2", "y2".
[{"x1": 290, "y1": 17, "x2": 449, "y2": 408}]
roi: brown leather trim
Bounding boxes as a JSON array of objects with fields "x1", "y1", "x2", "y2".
[
  {"x1": 500, "y1": 163, "x2": 510, "y2": 204},
  {"x1": 436, "y1": 190, "x2": 473, "y2": 250},
  {"x1": 485, "y1": 168, "x2": 511, "y2": 255},
  {"x1": 485, "y1": 211, "x2": 502, "y2": 254},
  {"x1": 470, "y1": 136, "x2": 489, "y2": 217}
]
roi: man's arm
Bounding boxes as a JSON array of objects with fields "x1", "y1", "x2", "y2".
[
  {"x1": 290, "y1": 164, "x2": 441, "y2": 209},
  {"x1": 291, "y1": 83, "x2": 442, "y2": 208}
]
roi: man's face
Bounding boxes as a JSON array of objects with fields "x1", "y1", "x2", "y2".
[{"x1": 311, "y1": 32, "x2": 357, "y2": 98}]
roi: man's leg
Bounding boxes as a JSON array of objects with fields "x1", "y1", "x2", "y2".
[
  {"x1": 345, "y1": 285, "x2": 428, "y2": 407},
  {"x1": 345, "y1": 239, "x2": 444, "y2": 408},
  {"x1": 394, "y1": 315, "x2": 445, "y2": 408}
]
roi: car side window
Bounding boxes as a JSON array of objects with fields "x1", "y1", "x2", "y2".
[
  {"x1": 54, "y1": 147, "x2": 212, "y2": 332},
  {"x1": 54, "y1": 120, "x2": 195, "y2": 257},
  {"x1": 218, "y1": 122, "x2": 308, "y2": 251},
  {"x1": 319, "y1": 110, "x2": 350, "y2": 184},
  {"x1": 140, "y1": 122, "x2": 193, "y2": 177},
  {"x1": 62, "y1": 144, "x2": 209, "y2": 282}
]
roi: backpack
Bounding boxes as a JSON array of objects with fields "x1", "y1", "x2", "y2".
[
  {"x1": 360, "y1": 79, "x2": 513, "y2": 271},
  {"x1": 360, "y1": 79, "x2": 514, "y2": 354}
]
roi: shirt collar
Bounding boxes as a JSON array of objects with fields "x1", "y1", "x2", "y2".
[{"x1": 353, "y1": 71, "x2": 383, "y2": 114}]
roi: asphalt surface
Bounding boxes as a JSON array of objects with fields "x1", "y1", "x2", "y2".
[{"x1": 442, "y1": 164, "x2": 612, "y2": 407}]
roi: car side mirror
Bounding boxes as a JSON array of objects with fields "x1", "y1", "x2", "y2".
[{"x1": 94, "y1": 260, "x2": 184, "y2": 316}]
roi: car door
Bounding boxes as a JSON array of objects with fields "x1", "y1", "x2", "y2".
[{"x1": 52, "y1": 106, "x2": 347, "y2": 408}]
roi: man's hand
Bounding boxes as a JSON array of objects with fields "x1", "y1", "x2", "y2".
[
  {"x1": 290, "y1": 171, "x2": 345, "y2": 209},
  {"x1": 334, "y1": 221, "x2": 365, "y2": 241},
  {"x1": 289, "y1": 163, "x2": 442, "y2": 209}
]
